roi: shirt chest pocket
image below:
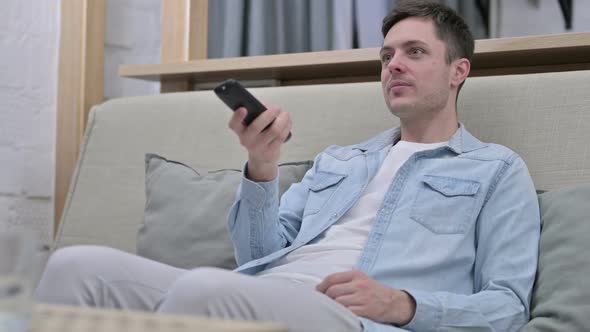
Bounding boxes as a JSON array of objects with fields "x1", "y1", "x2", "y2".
[
  {"x1": 410, "y1": 175, "x2": 481, "y2": 234},
  {"x1": 303, "y1": 171, "x2": 347, "y2": 217}
]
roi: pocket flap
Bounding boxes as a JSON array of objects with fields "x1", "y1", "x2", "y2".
[
  {"x1": 422, "y1": 175, "x2": 480, "y2": 197},
  {"x1": 309, "y1": 172, "x2": 347, "y2": 192}
]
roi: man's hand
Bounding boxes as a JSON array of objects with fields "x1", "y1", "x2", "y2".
[
  {"x1": 228, "y1": 105, "x2": 292, "y2": 182},
  {"x1": 316, "y1": 270, "x2": 416, "y2": 326}
]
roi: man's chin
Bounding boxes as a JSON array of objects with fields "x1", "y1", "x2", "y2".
[{"x1": 387, "y1": 102, "x2": 414, "y2": 116}]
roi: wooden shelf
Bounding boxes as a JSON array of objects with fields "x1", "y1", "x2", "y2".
[{"x1": 119, "y1": 32, "x2": 590, "y2": 87}]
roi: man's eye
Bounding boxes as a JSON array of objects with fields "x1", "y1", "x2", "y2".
[
  {"x1": 381, "y1": 54, "x2": 392, "y2": 63},
  {"x1": 409, "y1": 48, "x2": 425, "y2": 55}
]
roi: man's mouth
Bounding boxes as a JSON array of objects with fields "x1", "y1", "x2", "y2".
[
  {"x1": 388, "y1": 80, "x2": 411, "y2": 89},
  {"x1": 388, "y1": 80, "x2": 412, "y2": 93}
]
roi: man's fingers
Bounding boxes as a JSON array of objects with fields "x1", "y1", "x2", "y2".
[
  {"x1": 266, "y1": 112, "x2": 292, "y2": 146},
  {"x1": 324, "y1": 283, "x2": 356, "y2": 299},
  {"x1": 346, "y1": 305, "x2": 369, "y2": 318},
  {"x1": 238, "y1": 109, "x2": 276, "y2": 146},
  {"x1": 228, "y1": 107, "x2": 248, "y2": 134},
  {"x1": 246, "y1": 107, "x2": 280, "y2": 135},
  {"x1": 333, "y1": 294, "x2": 363, "y2": 307},
  {"x1": 316, "y1": 271, "x2": 357, "y2": 293}
]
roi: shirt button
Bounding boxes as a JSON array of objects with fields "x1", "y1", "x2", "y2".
[{"x1": 332, "y1": 212, "x2": 339, "y2": 219}]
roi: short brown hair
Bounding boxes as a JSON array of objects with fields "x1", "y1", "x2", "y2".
[{"x1": 382, "y1": 0, "x2": 474, "y2": 65}]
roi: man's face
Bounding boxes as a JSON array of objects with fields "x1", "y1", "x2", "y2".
[{"x1": 380, "y1": 17, "x2": 455, "y2": 119}]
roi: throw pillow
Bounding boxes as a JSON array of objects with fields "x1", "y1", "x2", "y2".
[
  {"x1": 137, "y1": 153, "x2": 313, "y2": 270},
  {"x1": 522, "y1": 184, "x2": 590, "y2": 331}
]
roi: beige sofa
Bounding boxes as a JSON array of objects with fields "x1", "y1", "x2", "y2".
[{"x1": 53, "y1": 70, "x2": 590, "y2": 331}]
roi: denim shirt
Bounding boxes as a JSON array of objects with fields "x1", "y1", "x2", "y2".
[{"x1": 227, "y1": 125, "x2": 540, "y2": 332}]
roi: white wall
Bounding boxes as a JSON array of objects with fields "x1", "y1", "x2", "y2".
[
  {"x1": 0, "y1": 0, "x2": 161, "y2": 245},
  {"x1": 104, "y1": 0, "x2": 161, "y2": 100},
  {"x1": 0, "y1": 1, "x2": 60, "y2": 244}
]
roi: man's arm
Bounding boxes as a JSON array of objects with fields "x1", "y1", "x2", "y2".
[
  {"x1": 227, "y1": 155, "x2": 321, "y2": 265},
  {"x1": 319, "y1": 156, "x2": 540, "y2": 332},
  {"x1": 226, "y1": 105, "x2": 310, "y2": 266}
]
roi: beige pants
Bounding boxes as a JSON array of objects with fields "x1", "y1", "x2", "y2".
[{"x1": 35, "y1": 246, "x2": 362, "y2": 332}]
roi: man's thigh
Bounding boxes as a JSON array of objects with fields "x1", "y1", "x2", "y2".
[
  {"x1": 36, "y1": 245, "x2": 186, "y2": 310},
  {"x1": 158, "y1": 268, "x2": 362, "y2": 332}
]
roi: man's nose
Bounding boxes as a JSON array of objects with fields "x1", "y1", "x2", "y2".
[{"x1": 387, "y1": 54, "x2": 406, "y2": 73}]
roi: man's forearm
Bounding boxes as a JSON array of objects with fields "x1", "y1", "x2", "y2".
[{"x1": 227, "y1": 174, "x2": 284, "y2": 265}]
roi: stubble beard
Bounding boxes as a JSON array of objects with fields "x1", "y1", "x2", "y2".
[{"x1": 386, "y1": 88, "x2": 450, "y2": 122}]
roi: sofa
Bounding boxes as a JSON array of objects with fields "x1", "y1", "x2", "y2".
[{"x1": 53, "y1": 69, "x2": 590, "y2": 331}]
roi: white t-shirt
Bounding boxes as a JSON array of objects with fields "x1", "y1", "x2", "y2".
[{"x1": 257, "y1": 140, "x2": 448, "y2": 285}]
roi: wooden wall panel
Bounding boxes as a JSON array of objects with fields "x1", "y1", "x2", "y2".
[
  {"x1": 160, "y1": 0, "x2": 208, "y2": 92},
  {"x1": 55, "y1": 0, "x2": 105, "y2": 233}
]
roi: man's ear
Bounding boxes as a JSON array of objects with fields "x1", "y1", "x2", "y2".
[{"x1": 451, "y1": 58, "x2": 471, "y2": 88}]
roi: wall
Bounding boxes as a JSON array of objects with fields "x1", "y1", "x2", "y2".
[
  {"x1": 0, "y1": 1, "x2": 60, "y2": 245},
  {"x1": 0, "y1": 0, "x2": 161, "y2": 246},
  {"x1": 104, "y1": 0, "x2": 161, "y2": 100}
]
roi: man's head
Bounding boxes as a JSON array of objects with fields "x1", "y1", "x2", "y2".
[{"x1": 380, "y1": 1, "x2": 474, "y2": 120}]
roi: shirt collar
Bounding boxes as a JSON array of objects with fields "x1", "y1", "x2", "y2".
[{"x1": 352, "y1": 123, "x2": 487, "y2": 154}]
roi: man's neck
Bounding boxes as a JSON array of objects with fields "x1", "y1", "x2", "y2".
[{"x1": 399, "y1": 110, "x2": 458, "y2": 143}]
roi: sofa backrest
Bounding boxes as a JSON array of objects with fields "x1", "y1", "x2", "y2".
[{"x1": 54, "y1": 70, "x2": 590, "y2": 253}]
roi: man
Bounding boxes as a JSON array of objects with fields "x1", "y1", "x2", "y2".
[{"x1": 36, "y1": 1, "x2": 540, "y2": 331}]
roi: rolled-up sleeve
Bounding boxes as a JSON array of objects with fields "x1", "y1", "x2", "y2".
[{"x1": 227, "y1": 155, "x2": 321, "y2": 266}]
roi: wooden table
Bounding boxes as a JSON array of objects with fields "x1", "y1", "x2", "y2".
[{"x1": 29, "y1": 304, "x2": 287, "y2": 332}]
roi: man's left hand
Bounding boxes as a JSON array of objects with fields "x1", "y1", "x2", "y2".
[{"x1": 316, "y1": 270, "x2": 416, "y2": 325}]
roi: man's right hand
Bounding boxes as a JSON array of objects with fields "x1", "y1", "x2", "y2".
[{"x1": 228, "y1": 105, "x2": 292, "y2": 182}]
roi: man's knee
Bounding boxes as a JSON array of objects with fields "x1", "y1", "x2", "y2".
[
  {"x1": 36, "y1": 245, "x2": 121, "y2": 303},
  {"x1": 42, "y1": 245, "x2": 118, "y2": 278}
]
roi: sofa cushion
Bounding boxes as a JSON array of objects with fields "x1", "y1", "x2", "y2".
[
  {"x1": 522, "y1": 184, "x2": 590, "y2": 331},
  {"x1": 136, "y1": 154, "x2": 312, "y2": 270}
]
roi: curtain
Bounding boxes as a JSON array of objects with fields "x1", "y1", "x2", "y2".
[{"x1": 207, "y1": 0, "x2": 487, "y2": 59}]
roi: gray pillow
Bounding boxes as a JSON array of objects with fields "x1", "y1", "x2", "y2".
[
  {"x1": 522, "y1": 184, "x2": 590, "y2": 331},
  {"x1": 137, "y1": 153, "x2": 312, "y2": 270}
]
